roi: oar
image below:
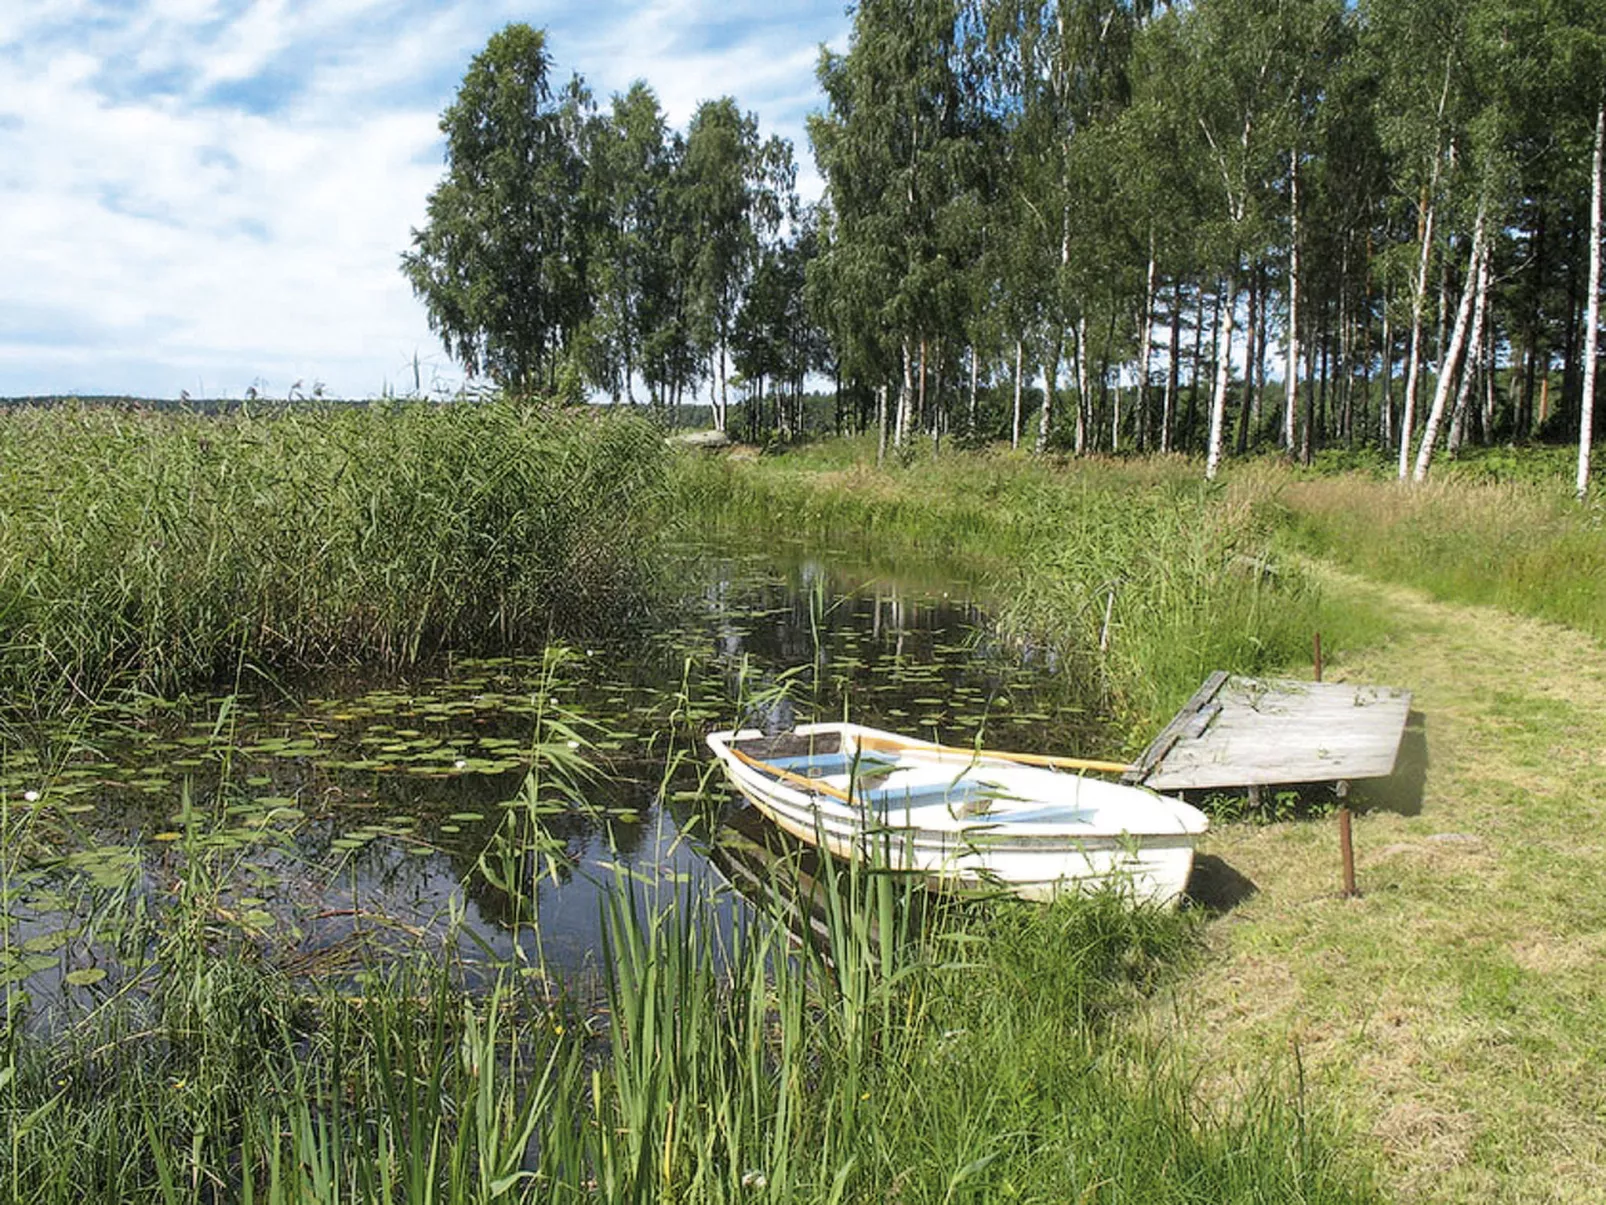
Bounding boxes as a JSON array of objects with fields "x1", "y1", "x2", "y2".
[
  {"x1": 727, "y1": 746, "x2": 857, "y2": 804},
  {"x1": 856, "y1": 733, "x2": 1133, "y2": 776}
]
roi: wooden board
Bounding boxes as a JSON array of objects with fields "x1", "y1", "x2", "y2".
[{"x1": 1125, "y1": 675, "x2": 1412, "y2": 792}]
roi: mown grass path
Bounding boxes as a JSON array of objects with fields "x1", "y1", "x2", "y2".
[{"x1": 1173, "y1": 560, "x2": 1606, "y2": 1203}]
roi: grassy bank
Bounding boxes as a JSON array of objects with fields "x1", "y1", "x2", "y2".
[
  {"x1": 675, "y1": 439, "x2": 1387, "y2": 738},
  {"x1": 0, "y1": 782, "x2": 1372, "y2": 1203},
  {"x1": 0, "y1": 401, "x2": 669, "y2": 718},
  {"x1": 676, "y1": 437, "x2": 1606, "y2": 1198},
  {"x1": 1167, "y1": 564, "x2": 1606, "y2": 1201},
  {"x1": 1264, "y1": 465, "x2": 1606, "y2": 642}
]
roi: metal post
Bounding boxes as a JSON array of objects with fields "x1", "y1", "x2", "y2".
[
  {"x1": 1338, "y1": 803, "x2": 1358, "y2": 898},
  {"x1": 1317, "y1": 632, "x2": 1358, "y2": 897}
]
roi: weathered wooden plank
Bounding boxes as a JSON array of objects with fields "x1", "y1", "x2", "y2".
[
  {"x1": 1139, "y1": 675, "x2": 1412, "y2": 792},
  {"x1": 1124, "y1": 671, "x2": 1228, "y2": 785}
]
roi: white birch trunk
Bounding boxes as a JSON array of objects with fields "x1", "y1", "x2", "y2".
[
  {"x1": 1579, "y1": 101, "x2": 1604, "y2": 501},
  {"x1": 718, "y1": 344, "x2": 731, "y2": 432},
  {"x1": 1110, "y1": 368, "x2": 1121, "y2": 452},
  {"x1": 1398, "y1": 64, "x2": 1452, "y2": 476},
  {"x1": 1074, "y1": 316, "x2": 1089, "y2": 455},
  {"x1": 876, "y1": 384, "x2": 888, "y2": 465},
  {"x1": 1398, "y1": 195, "x2": 1436, "y2": 478},
  {"x1": 917, "y1": 339, "x2": 928, "y2": 440},
  {"x1": 1205, "y1": 273, "x2": 1237, "y2": 481},
  {"x1": 896, "y1": 341, "x2": 913, "y2": 448},
  {"x1": 1038, "y1": 341, "x2": 1058, "y2": 453},
  {"x1": 1483, "y1": 330, "x2": 1497, "y2": 444},
  {"x1": 1011, "y1": 339, "x2": 1024, "y2": 450},
  {"x1": 1413, "y1": 202, "x2": 1486, "y2": 482},
  {"x1": 968, "y1": 345, "x2": 980, "y2": 436},
  {"x1": 1380, "y1": 295, "x2": 1394, "y2": 451},
  {"x1": 1448, "y1": 241, "x2": 1490, "y2": 454},
  {"x1": 1285, "y1": 152, "x2": 1301, "y2": 453},
  {"x1": 1137, "y1": 236, "x2": 1156, "y2": 450},
  {"x1": 1162, "y1": 285, "x2": 1180, "y2": 454}
]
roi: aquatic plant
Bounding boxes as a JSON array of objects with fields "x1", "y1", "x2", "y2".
[
  {"x1": 0, "y1": 683, "x2": 1374, "y2": 1201},
  {"x1": 0, "y1": 400, "x2": 670, "y2": 720},
  {"x1": 672, "y1": 445, "x2": 1384, "y2": 734}
]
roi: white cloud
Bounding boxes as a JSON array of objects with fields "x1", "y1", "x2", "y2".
[{"x1": 0, "y1": 1, "x2": 849, "y2": 398}]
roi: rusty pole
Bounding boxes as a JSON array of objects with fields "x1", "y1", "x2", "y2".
[
  {"x1": 1317, "y1": 630, "x2": 1360, "y2": 898},
  {"x1": 1338, "y1": 805, "x2": 1358, "y2": 897}
]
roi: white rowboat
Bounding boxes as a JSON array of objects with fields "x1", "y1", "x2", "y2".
[{"x1": 706, "y1": 722, "x2": 1208, "y2": 905}]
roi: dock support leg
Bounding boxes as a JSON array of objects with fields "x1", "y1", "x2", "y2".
[{"x1": 1336, "y1": 779, "x2": 1357, "y2": 898}]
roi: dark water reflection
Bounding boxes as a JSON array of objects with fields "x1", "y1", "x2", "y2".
[{"x1": 3, "y1": 545, "x2": 1111, "y2": 996}]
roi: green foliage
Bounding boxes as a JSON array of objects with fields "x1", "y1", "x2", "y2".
[
  {"x1": 582, "y1": 82, "x2": 674, "y2": 405},
  {"x1": 402, "y1": 25, "x2": 593, "y2": 395},
  {"x1": 680, "y1": 97, "x2": 798, "y2": 430},
  {"x1": 0, "y1": 401, "x2": 670, "y2": 717},
  {"x1": 808, "y1": 0, "x2": 991, "y2": 417}
]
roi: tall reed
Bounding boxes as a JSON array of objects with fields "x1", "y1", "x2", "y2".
[
  {"x1": 1265, "y1": 465, "x2": 1606, "y2": 640},
  {"x1": 0, "y1": 401, "x2": 670, "y2": 718},
  {"x1": 0, "y1": 745, "x2": 1375, "y2": 1202}
]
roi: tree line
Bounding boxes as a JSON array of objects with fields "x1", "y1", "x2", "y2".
[
  {"x1": 401, "y1": 24, "x2": 811, "y2": 435},
  {"x1": 405, "y1": 4, "x2": 1605, "y2": 493}
]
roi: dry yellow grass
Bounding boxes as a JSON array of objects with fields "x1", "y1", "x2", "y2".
[
  {"x1": 1158, "y1": 562, "x2": 1606, "y2": 1202},
  {"x1": 1256, "y1": 468, "x2": 1606, "y2": 641}
]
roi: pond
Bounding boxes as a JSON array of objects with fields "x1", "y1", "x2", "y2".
[{"x1": 0, "y1": 543, "x2": 1113, "y2": 1002}]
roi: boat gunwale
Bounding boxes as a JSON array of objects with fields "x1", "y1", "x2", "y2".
[{"x1": 707, "y1": 722, "x2": 1208, "y2": 841}]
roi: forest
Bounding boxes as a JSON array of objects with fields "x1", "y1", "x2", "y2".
[{"x1": 403, "y1": 1, "x2": 1605, "y2": 493}]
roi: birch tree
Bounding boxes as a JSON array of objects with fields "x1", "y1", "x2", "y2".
[
  {"x1": 1153, "y1": 0, "x2": 1288, "y2": 479},
  {"x1": 1580, "y1": 101, "x2": 1603, "y2": 501},
  {"x1": 1363, "y1": 0, "x2": 1470, "y2": 476},
  {"x1": 584, "y1": 83, "x2": 671, "y2": 405},
  {"x1": 680, "y1": 100, "x2": 793, "y2": 433},
  {"x1": 810, "y1": 0, "x2": 985, "y2": 451},
  {"x1": 403, "y1": 25, "x2": 593, "y2": 395},
  {"x1": 1412, "y1": 202, "x2": 1485, "y2": 479}
]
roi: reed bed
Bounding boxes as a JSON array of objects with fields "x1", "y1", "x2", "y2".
[
  {"x1": 0, "y1": 505, "x2": 1378, "y2": 1200},
  {"x1": 674, "y1": 443, "x2": 1378, "y2": 733},
  {"x1": 0, "y1": 401, "x2": 670, "y2": 718}
]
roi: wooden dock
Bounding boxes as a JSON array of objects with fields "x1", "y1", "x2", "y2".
[{"x1": 1125, "y1": 671, "x2": 1413, "y2": 793}]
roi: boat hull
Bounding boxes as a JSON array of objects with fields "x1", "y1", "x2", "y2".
[{"x1": 708, "y1": 723, "x2": 1207, "y2": 906}]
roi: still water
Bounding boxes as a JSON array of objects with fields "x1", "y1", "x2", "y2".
[{"x1": 1, "y1": 546, "x2": 1110, "y2": 994}]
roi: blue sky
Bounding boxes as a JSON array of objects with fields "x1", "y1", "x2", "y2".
[{"x1": 0, "y1": 1, "x2": 849, "y2": 399}]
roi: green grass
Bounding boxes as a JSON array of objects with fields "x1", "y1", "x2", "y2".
[
  {"x1": 1175, "y1": 562, "x2": 1606, "y2": 1201},
  {"x1": 1256, "y1": 462, "x2": 1606, "y2": 642},
  {"x1": 0, "y1": 401, "x2": 671, "y2": 720}
]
